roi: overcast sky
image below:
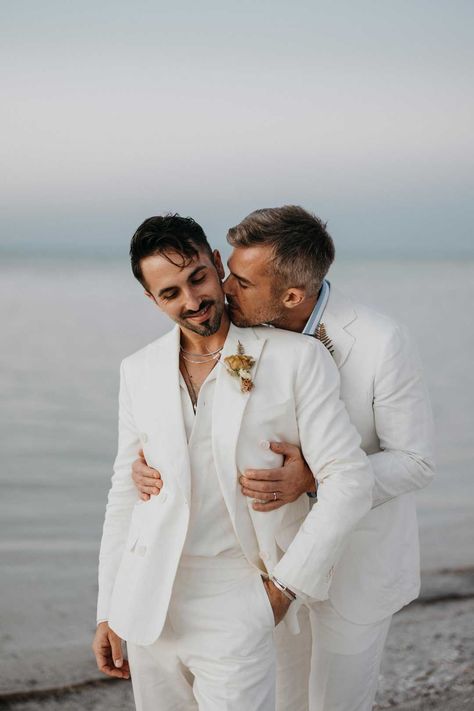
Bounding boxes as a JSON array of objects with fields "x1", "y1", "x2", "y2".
[{"x1": 1, "y1": 0, "x2": 473, "y2": 258}]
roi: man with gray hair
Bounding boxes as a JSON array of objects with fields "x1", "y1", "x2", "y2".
[{"x1": 133, "y1": 205, "x2": 435, "y2": 711}]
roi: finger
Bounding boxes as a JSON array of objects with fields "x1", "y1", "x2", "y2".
[
  {"x1": 94, "y1": 645, "x2": 126, "y2": 678},
  {"x1": 143, "y1": 467, "x2": 162, "y2": 480},
  {"x1": 141, "y1": 475, "x2": 163, "y2": 488},
  {"x1": 140, "y1": 493, "x2": 151, "y2": 501},
  {"x1": 138, "y1": 448, "x2": 145, "y2": 460},
  {"x1": 137, "y1": 476, "x2": 163, "y2": 492},
  {"x1": 109, "y1": 631, "x2": 124, "y2": 669},
  {"x1": 99, "y1": 662, "x2": 130, "y2": 679},
  {"x1": 135, "y1": 464, "x2": 162, "y2": 479},
  {"x1": 243, "y1": 468, "x2": 284, "y2": 482},
  {"x1": 252, "y1": 499, "x2": 286, "y2": 512},
  {"x1": 241, "y1": 486, "x2": 273, "y2": 499},
  {"x1": 240, "y1": 479, "x2": 280, "y2": 494},
  {"x1": 269, "y1": 441, "x2": 301, "y2": 458},
  {"x1": 140, "y1": 484, "x2": 162, "y2": 496}
]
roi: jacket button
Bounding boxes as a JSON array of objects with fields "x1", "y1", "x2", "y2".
[{"x1": 141, "y1": 433, "x2": 148, "y2": 443}]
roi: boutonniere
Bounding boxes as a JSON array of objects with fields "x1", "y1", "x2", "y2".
[
  {"x1": 315, "y1": 323, "x2": 335, "y2": 357},
  {"x1": 224, "y1": 341, "x2": 255, "y2": 393}
]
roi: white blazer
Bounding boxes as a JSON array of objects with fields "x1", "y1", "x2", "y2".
[
  {"x1": 321, "y1": 287, "x2": 435, "y2": 623},
  {"x1": 97, "y1": 323, "x2": 373, "y2": 645}
]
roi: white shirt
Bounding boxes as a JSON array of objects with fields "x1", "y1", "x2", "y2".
[{"x1": 180, "y1": 364, "x2": 250, "y2": 558}]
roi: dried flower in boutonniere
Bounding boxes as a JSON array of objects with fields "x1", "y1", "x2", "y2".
[
  {"x1": 315, "y1": 323, "x2": 335, "y2": 357},
  {"x1": 224, "y1": 341, "x2": 255, "y2": 392}
]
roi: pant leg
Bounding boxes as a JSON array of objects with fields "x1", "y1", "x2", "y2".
[
  {"x1": 127, "y1": 617, "x2": 197, "y2": 711},
  {"x1": 309, "y1": 600, "x2": 392, "y2": 711},
  {"x1": 274, "y1": 604, "x2": 311, "y2": 711},
  {"x1": 172, "y1": 557, "x2": 277, "y2": 711}
]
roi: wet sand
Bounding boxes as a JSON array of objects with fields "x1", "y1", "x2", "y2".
[{"x1": 1, "y1": 570, "x2": 473, "y2": 710}]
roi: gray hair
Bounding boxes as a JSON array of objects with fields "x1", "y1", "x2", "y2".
[{"x1": 227, "y1": 205, "x2": 335, "y2": 295}]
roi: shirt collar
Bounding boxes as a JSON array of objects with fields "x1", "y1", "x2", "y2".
[{"x1": 302, "y1": 279, "x2": 331, "y2": 336}]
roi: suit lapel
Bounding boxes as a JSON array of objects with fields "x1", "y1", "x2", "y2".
[
  {"x1": 212, "y1": 324, "x2": 266, "y2": 524},
  {"x1": 322, "y1": 287, "x2": 357, "y2": 368},
  {"x1": 145, "y1": 325, "x2": 191, "y2": 502}
]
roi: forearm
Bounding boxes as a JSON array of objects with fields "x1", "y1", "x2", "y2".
[
  {"x1": 369, "y1": 448, "x2": 435, "y2": 508},
  {"x1": 272, "y1": 457, "x2": 373, "y2": 599},
  {"x1": 274, "y1": 339, "x2": 374, "y2": 598},
  {"x1": 97, "y1": 475, "x2": 138, "y2": 621},
  {"x1": 370, "y1": 322, "x2": 435, "y2": 508},
  {"x1": 97, "y1": 358, "x2": 141, "y2": 621}
]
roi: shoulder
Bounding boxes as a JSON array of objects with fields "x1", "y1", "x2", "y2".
[
  {"x1": 252, "y1": 325, "x2": 327, "y2": 359},
  {"x1": 121, "y1": 327, "x2": 176, "y2": 373},
  {"x1": 327, "y1": 288, "x2": 417, "y2": 379},
  {"x1": 328, "y1": 286, "x2": 409, "y2": 346},
  {"x1": 251, "y1": 326, "x2": 335, "y2": 381},
  {"x1": 252, "y1": 325, "x2": 308, "y2": 346}
]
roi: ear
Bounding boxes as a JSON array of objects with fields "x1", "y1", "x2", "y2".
[
  {"x1": 282, "y1": 287, "x2": 306, "y2": 310},
  {"x1": 212, "y1": 249, "x2": 225, "y2": 281}
]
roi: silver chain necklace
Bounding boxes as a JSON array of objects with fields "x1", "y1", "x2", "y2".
[
  {"x1": 180, "y1": 345, "x2": 224, "y2": 364},
  {"x1": 180, "y1": 345, "x2": 223, "y2": 357}
]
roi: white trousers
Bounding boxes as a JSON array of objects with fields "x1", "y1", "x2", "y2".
[
  {"x1": 127, "y1": 556, "x2": 276, "y2": 711},
  {"x1": 274, "y1": 602, "x2": 391, "y2": 711}
]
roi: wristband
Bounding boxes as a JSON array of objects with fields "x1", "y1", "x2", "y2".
[{"x1": 270, "y1": 575, "x2": 297, "y2": 601}]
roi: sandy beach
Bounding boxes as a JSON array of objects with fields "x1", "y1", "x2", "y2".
[{"x1": 1, "y1": 569, "x2": 473, "y2": 710}]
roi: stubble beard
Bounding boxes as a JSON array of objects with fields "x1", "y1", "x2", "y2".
[
  {"x1": 179, "y1": 299, "x2": 225, "y2": 337},
  {"x1": 229, "y1": 295, "x2": 285, "y2": 328}
]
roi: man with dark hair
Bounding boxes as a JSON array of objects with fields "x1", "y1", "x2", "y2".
[
  {"x1": 93, "y1": 213, "x2": 374, "y2": 711},
  {"x1": 130, "y1": 214, "x2": 213, "y2": 288},
  {"x1": 132, "y1": 206, "x2": 435, "y2": 711}
]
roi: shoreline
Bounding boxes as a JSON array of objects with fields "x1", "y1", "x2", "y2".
[{"x1": 1, "y1": 568, "x2": 473, "y2": 709}]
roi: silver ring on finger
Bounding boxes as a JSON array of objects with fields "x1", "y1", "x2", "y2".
[{"x1": 273, "y1": 492, "x2": 277, "y2": 501}]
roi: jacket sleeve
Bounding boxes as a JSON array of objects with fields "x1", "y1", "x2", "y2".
[
  {"x1": 369, "y1": 324, "x2": 435, "y2": 507},
  {"x1": 272, "y1": 338, "x2": 374, "y2": 600},
  {"x1": 97, "y1": 359, "x2": 141, "y2": 622}
]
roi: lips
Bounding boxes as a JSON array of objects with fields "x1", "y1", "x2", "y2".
[{"x1": 185, "y1": 303, "x2": 213, "y2": 323}]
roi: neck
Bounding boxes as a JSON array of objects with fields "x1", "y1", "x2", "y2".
[
  {"x1": 271, "y1": 295, "x2": 318, "y2": 333},
  {"x1": 179, "y1": 309, "x2": 230, "y2": 353}
]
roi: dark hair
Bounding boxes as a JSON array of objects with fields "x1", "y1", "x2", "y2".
[
  {"x1": 227, "y1": 205, "x2": 335, "y2": 295},
  {"x1": 130, "y1": 214, "x2": 213, "y2": 288}
]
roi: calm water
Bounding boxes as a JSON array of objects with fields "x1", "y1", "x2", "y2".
[{"x1": 0, "y1": 258, "x2": 473, "y2": 660}]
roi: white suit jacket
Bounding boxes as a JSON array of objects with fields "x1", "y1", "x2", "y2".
[
  {"x1": 97, "y1": 323, "x2": 373, "y2": 645},
  {"x1": 321, "y1": 287, "x2": 435, "y2": 623}
]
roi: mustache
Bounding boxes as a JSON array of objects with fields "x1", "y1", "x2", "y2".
[{"x1": 181, "y1": 300, "x2": 214, "y2": 319}]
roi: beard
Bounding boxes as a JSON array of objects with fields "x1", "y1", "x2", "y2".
[
  {"x1": 227, "y1": 295, "x2": 285, "y2": 328},
  {"x1": 178, "y1": 299, "x2": 225, "y2": 336}
]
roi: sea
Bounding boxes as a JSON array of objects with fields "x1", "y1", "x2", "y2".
[{"x1": 0, "y1": 257, "x2": 473, "y2": 669}]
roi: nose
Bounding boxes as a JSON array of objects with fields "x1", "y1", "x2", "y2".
[
  {"x1": 183, "y1": 288, "x2": 203, "y2": 312},
  {"x1": 222, "y1": 275, "x2": 234, "y2": 296}
]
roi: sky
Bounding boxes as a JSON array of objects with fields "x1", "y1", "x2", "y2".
[{"x1": 1, "y1": 0, "x2": 473, "y2": 259}]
